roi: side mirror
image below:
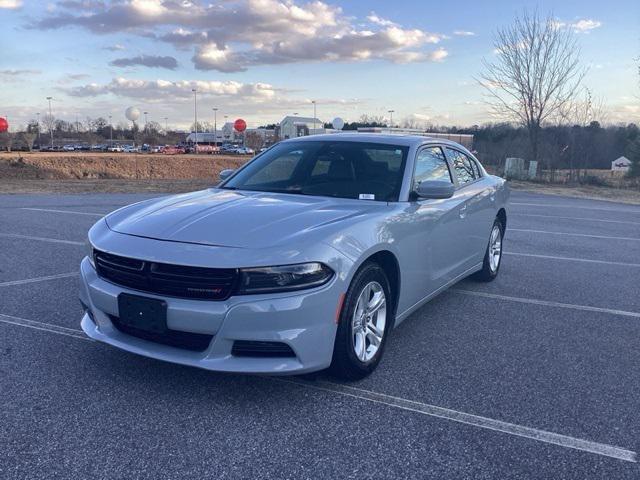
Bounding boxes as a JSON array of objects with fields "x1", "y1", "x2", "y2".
[
  {"x1": 219, "y1": 169, "x2": 235, "y2": 182},
  {"x1": 414, "y1": 180, "x2": 455, "y2": 200}
]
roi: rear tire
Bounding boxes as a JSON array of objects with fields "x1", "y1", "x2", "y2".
[
  {"x1": 329, "y1": 262, "x2": 393, "y2": 381},
  {"x1": 473, "y1": 218, "x2": 504, "y2": 282}
]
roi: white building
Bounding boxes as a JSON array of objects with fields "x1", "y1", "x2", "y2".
[
  {"x1": 279, "y1": 116, "x2": 324, "y2": 139},
  {"x1": 611, "y1": 156, "x2": 631, "y2": 172},
  {"x1": 185, "y1": 123, "x2": 238, "y2": 144}
]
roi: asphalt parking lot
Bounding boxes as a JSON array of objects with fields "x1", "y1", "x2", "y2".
[{"x1": 1, "y1": 190, "x2": 639, "y2": 479}]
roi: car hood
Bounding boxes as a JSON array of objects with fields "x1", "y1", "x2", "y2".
[{"x1": 105, "y1": 189, "x2": 383, "y2": 249}]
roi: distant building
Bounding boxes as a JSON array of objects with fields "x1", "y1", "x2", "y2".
[
  {"x1": 278, "y1": 116, "x2": 324, "y2": 139},
  {"x1": 185, "y1": 123, "x2": 239, "y2": 145},
  {"x1": 186, "y1": 124, "x2": 276, "y2": 147},
  {"x1": 611, "y1": 156, "x2": 631, "y2": 172},
  {"x1": 245, "y1": 128, "x2": 277, "y2": 147}
]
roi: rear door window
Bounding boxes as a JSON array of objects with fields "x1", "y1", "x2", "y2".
[{"x1": 446, "y1": 148, "x2": 477, "y2": 185}]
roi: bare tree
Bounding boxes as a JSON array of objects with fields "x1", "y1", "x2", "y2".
[
  {"x1": 20, "y1": 132, "x2": 37, "y2": 152},
  {"x1": 558, "y1": 87, "x2": 608, "y2": 180},
  {"x1": 245, "y1": 131, "x2": 263, "y2": 151},
  {"x1": 480, "y1": 11, "x2": 586, "y2": 165}
]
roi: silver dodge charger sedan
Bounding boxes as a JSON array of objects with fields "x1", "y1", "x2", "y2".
[{"x1": 80, "y1": 133, "x2": 509, "y2": 379}]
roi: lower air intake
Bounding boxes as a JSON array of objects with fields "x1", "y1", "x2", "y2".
[{"x1": 231, "y1": 340, "x2": 296, "y2": 358}]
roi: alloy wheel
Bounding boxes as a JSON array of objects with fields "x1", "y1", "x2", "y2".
[
  {"x1": 351, "y1": 281, "x2": 387, "y2": 362},
  {"x1": 489, "y1": 224, "x2": 502, "y2": 273}
]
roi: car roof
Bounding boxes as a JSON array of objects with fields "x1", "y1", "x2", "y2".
[{"x1": 281, "y1": 132, "x2": 466, "y2": 150}]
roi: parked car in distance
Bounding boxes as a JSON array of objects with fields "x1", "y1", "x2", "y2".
[
  {"x1": 233, "y1": 147, "x2": 254, "y2": 155},
  {"x1": 63, "y1": 144, "x2": 75, "y2": 151},
  {"x1": 80, "y1": 134, "x2": 509, "y2": 379}
]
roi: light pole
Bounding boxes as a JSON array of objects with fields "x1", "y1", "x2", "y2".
[
  {"x1": 192, "y1": 88, "x2": 198, "y2": 151},
  {"x1": 46, "y1": 96, "x2": 53, "y2": 148},
  {"x1": 388, "y1": 109, "x2": 395, "y2": 129},
  {"x1": 143, "y1": 111, "x2": 148, "y2": 132},
  {"x1": 36, "y1": 112, "x2": 41, "y2": 146},
  {"x1": 212, "y1": 108, "x2": 218, "y2": 146},
  {"x1": 312, "y1": 100, "x2": 316, "y2": 135},
  {"x1": 164, "y1": 117, "x2": 168, "y2": 133},
  {"x1": 108, "y1": 115, "x2": 113, "y2": 146}
]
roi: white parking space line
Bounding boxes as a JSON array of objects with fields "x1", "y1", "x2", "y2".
[
  {"x1": 20, "y1": 207, "x2": 104, "y2": 217},
  {"x1": 1, "y1": 316, "x2": 635, "y2": 464},
  {"x1": 509, "y1": 228, "x2": 640, "y2": 242},
  {"x1": 504, "y1": 252, "x2": 640, "y2": 268},
  {"x1": 0, "y1": 272, "x2": 79, "y2": 287},
  {"x1": 511, "y1": 213, "x2": 640, "y2": 226},
  {"x1": 511, "y1": 202, "x2": 640, "y2": 214},
  {"x1": 0, "y1": 233, "x2": 84, "y2": 246},
  {"x1": 452, "y1": 289, "x2": 640, "y2": 319},
  {"x1": 0, "y1": 313, "x2": 89, "y2": 340},
  {"x1": 283, "y1": 380, "x2": 637, "y2": 463}
]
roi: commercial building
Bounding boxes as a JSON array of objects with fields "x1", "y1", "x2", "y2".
[{"x1": 278, "y1": 116, "x2": 324, "y2": 139}]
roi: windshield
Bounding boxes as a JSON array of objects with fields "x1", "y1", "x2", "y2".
[{"x1": 221, "y1": 141, "x2": 408, "y2": 202}]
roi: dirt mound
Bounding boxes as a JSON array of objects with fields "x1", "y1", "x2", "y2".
[{"x1": 0, "y1": 152, "x2": 248, "y2": 180}]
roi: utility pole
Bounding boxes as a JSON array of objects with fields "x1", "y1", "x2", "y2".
[
  {"x1": 108, "y1": 115, "x2": 113, "y2": 146},
  {"x1": 143, "y1": 111, "x2": 148, "y2": 131},
  {"x1": 212, "y1": 108, "x2": 218, "y2": 146},
  {"x1": 46, "y1": 96, "x2": 53, "y2": 148},
  {"x1": 36, "y1": 112, "x2": 41, "y2": 146},
  {"x1": 312, "y1": 100, "x2": 316, "y2": 135},
  {"x1": 192, "y1": 88, "x2": 198, "y2": 151},
  {"x1": 164, "y1": 117, "x2": 168, "y2": 133},
  {"x1": 388, "y1": 109, "x2": 395, "y2": 129}
]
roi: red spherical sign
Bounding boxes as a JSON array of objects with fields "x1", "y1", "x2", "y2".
[
  {"x1": 0, "y1": 117, "x2": 8, "y2": 133},
  {"x1": 233, "y1": 118, "x2": 247, "y2": 132}
]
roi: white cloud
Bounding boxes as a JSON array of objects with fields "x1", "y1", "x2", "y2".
[
  {"x1": 0, "y1": 0, "x2": 22, "y2": 9},
  {"x1": 103, "y1": 44, "x2": 126, "y2": 51},
  {"x1": 66, "y1": 77, "x2": 279, "y2": 101},
  {"x1": 553, "y1": 18, "x2": 602, "y2": 33},
  {"x1": 35, "y1": 0, "x2": 448, "y2": 71},
  {"x1": 453, "y1": 30, "x2": 475, "y2": 36},
  {"x1": 367, "y1": 13, "x2": 396, "y2": 27},
  {"x1": 570, "y1": 19, "x2": 602, "y2": 33}
]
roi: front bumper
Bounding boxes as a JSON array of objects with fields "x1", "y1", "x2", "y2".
[{"x1": 79, "y1": 257, "x2": 343, "y2": 374}]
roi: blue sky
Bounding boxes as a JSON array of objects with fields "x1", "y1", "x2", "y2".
[{"x1": 0, "y1": 0, "x2": 638, "y2": 130}]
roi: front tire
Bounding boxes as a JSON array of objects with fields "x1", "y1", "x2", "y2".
[
  {"x1": 473, "y1": 218, "x2": 504, "y2": 282},
  {"x1": 329, "y1": 262, "x2": 393, "y2": 380}
]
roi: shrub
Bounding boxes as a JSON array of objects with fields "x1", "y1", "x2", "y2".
[{"x1": 580, "y1": 175, "x2": 607, "y2": 187}]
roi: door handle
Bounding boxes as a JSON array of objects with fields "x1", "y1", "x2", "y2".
[{"x1": 459, "y1": 204, "x2": 467, "y2": 219}]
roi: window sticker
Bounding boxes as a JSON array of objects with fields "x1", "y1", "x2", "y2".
[{"x1": 359, "y1": 193, "x2": 375, "y2": 200}]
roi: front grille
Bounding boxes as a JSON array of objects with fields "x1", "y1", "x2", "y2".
[
  {"x1": 109, "y1": 314, "x2": 213, "y2": 352},
  {"x1": 232, "y1": 340, "x2": 296, "y2": 358},
  {"x1": 94, "y1": 250, "x2": 238, "y2": 301}
]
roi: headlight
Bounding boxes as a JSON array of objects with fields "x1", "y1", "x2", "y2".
[
  {"x1": 85, "y1": 239, "x2": 95, "y2": 268},
  {"x1": 237, "y1": 263, "x2": 334, "y2": 294}
]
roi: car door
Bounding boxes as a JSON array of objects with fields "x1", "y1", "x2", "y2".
[
  {"x1": 445, "y1": 147, "x2": 495, "y2": 267},
  {"x1": 403, "y1": 145, "x2": 468, "y2": 302}
]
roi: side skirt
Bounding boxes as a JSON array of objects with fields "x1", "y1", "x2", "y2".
[{"x1": 394, "y1": 262, "x2": 483, "y2": 326}]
